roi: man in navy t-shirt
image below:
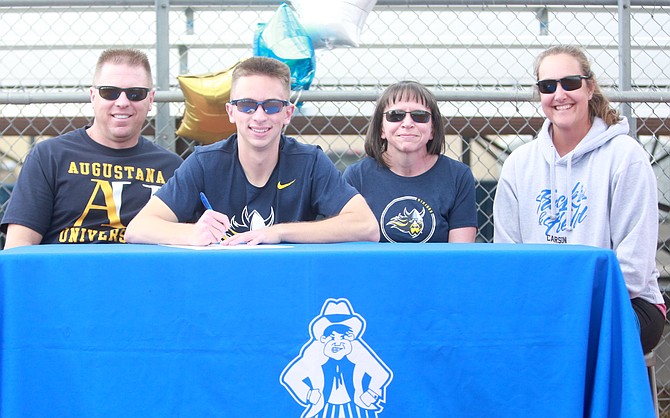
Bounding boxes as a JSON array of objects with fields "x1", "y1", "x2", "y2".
[
  {"x1": 1, "y1": 49, "x2": 182, "y2": 249},
  {"x1": 126, "y1": 57, "x2": 378, "y2": 246}
]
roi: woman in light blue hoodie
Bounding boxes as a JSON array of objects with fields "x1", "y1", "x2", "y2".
[{"x1": 493, "y1": 45, "x2": 664, "y2": 354}]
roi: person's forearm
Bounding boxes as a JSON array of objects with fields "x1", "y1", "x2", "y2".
[
  {"x1": 126, "y1": 216, "x2": 197, "y2": 245},
  {"x1": 4, "y1": 238, "x2": 38, "y2": 249},
  {"x1": 448, "y1": 227, "x2": 477, "y2": 243},
  {"x1": 4, "y1": 224, "x2": 43, "y2": 249},
  {"x1": 270, "y1": 213, "x2": 379, "y2": 243}
]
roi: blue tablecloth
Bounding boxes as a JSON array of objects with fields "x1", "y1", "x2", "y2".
[{"x1": 0, "y1": 243, "x2": 654, "y2": 417}]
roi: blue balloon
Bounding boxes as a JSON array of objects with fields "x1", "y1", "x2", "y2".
[{"x1": 253, "y1": 3, "x2": 316, "y2": 92}]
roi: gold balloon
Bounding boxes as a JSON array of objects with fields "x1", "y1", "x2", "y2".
[{"x1": 176, "y1": 59, "x2": 245, "y2": 144}]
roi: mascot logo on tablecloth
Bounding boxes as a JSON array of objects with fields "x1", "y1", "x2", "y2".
[{"x1": 280, "y1": 298, "x2": 393, "y2": 418}]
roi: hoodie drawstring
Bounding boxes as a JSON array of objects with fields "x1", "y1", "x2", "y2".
[
  {"x1": 549, "y1": 149, "x2": 573, "y2": 231},
  {"x1": 550, "y1": 152, "x2": 557, "y2": 221},
  {"x1": 566, "y1": 155, "x2": 573, "y2": 231}
]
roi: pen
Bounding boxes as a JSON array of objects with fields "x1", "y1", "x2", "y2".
[
  {"x1": 200, "y1": 192, "x2": 213, "y2": 211},
  {"x1": 200, "y1": 192, "x2": 227, "y2": 242}
]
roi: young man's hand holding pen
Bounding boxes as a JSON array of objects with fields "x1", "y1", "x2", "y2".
[{"x1": 199, "y1": 192, "x2": 231, "y2": 244}]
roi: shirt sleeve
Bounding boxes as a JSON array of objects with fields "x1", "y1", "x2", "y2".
[
  {"x1": 609, "y1": 150, "x2": 660, "y2": 299},
  {"x1": 447, "y1": 164, "x2": 478, "y2": 229},
  {"x1": 310, "y1": 149, "x2": 359, "y2": 217},
  {"x1": 493, "y1": 155, "x2": 522, "y2": 243},
  {"x1": 154, "y1": 150, "x2": 205, "y2": 223},
  {"x1": 1, "y1": 144, "x2": 55, "y2": 236}
]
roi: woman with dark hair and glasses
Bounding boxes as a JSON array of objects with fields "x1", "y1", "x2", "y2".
[
  {"x1": 343, "y1": 81, "x2": 477, "y2": 243},
  {"x1": 493, "y1": 45, "x2": 665, "y2": 353}
]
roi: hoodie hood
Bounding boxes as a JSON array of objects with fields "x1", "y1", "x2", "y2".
[
  {"x1": 538, "y1": 116, "x2": 630, "y2": 165},
  {"x1": 536, "y1": 116, "x2": 630, "y2": 230}
]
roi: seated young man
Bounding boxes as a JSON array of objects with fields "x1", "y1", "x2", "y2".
[{"x1": 125, "y1": 57, "x2": 378, "y2": 245}]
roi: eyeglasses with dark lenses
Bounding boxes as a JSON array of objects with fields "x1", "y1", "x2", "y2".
[
  {"x1": 95, "y1": 86, "x2": 150, "y2": 101},
  {"x1": 229, "y1": 99, "x2": 290, "y2": 115},
  {"x1": 536, "y1": 75, "x2": 591, "y2": 94},
  {"x1": 384, "y1": 110, "x2": 432, "y2": 123}
]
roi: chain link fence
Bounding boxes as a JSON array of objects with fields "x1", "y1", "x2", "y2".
[{"x1": 1, "y1": 0, "x2": 670, "y2": 412}]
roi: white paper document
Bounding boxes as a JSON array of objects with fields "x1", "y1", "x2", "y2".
[{"x1": 161, "y1": 244, "x2": 293, "y2": 251}]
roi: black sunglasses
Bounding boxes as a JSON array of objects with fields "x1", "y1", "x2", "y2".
[
  {"x1": 95, "y1": 86, "x2": 151, "y2": 101},
  {"x1": 384, "y1": 109, "x2": 432, "y2": 123},
  {"x1": 536, "y1": 75, "x2": 591, "y2": 94},
  {"x1": 229, "y1": 99, "x2": 290, "y2": 115}
]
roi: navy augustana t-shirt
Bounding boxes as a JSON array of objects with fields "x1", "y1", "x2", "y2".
[{"x1": 1, "y1": 127, "x2": 183, "y2": 244}]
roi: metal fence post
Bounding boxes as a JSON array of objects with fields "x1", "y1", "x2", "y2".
[
  {"x1": 155, "y1": 0, "x2": 175, "y2": 151},
  {"x1": 618, "y1": 0, "x2": 637, "y2": 138}
]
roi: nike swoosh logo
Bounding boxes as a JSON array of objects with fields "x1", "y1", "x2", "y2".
[{"x1": 277, "y1": 179, "x2": 296, "y2": 190}]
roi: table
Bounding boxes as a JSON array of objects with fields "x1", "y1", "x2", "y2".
[{"x1": 0, "y1": 243, "x2": 654, "y2": 417}]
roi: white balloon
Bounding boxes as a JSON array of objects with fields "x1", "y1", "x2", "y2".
[{"x1": 291, "y1": 0, "x2": 377, "y2": 49}]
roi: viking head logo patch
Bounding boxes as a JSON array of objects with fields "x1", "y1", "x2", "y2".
[
  {"x1": 380, "y1": 196, "x2": 435, "y2": 242},
  {"x1": 386, "y1": 207, "x2": 425, "y2": 238}
]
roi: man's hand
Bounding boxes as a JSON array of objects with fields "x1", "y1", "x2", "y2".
[
  {"x1": 194, "y1": 209, "x2": 231, "y2": 245},
  {"x1": 360, "y1": 389, "x2": 379, "y2": 407},
  {"x1": 221, "y1": 225, "x2": 281, "y2": 246},
  {"x1": 306, "y1": 389, "x2": 322, "y2": 405}
]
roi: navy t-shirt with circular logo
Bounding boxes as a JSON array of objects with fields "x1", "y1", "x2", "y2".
[{"x1": 343, "y1": 155, "x2": 477, "y2": 242}]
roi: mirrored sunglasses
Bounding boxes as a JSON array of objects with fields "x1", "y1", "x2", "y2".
[
  {"x1": 229, "y1": 99, "x2": 290, "y2": 115},
  {"x1": 384, "y1": 109, "x2": 432, "y2": 123},
  {"x1": 95, "y1": 86, "x2": 150, "y2": 101},
  {"x1": 536, "y1": 75, "x2": 591, "y2": 94}
]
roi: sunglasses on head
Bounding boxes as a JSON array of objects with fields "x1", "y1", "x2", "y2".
[
  {"x1": 229, "y1": 99, "x2": 290, "y2": 115},
  {"x1": 384, "y1": 109, "x2": 432, "y2": 123},
  {"x1": 536, "y1": 75, "x2": 591, "y2": 94},
  {"x1": 95, "y1": 86, "x2": 150, "y2": 101}
]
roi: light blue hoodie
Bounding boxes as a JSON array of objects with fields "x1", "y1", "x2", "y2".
[{"x1": 494, "y1": 116, "x2": 663, "y2": 304}]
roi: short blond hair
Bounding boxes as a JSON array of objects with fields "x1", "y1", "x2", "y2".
[{"x1": 93, "y1": 48, "x2": 153, "y2": 88}]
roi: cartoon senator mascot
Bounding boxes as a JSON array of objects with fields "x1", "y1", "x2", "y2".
[{"x1": 281, "y1": 298, "x2": 393, "y2": 418}]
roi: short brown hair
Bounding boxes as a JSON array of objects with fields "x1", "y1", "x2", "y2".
[
  {"x1": 365, "y1": 81, "x2": 445, "y2": 168},
  {"x1": 93, "y1": 48, "x2": 153, "y2": 87},
  {"x1": 231, "y1": 57, "x2": 291, "y2": 98}
]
